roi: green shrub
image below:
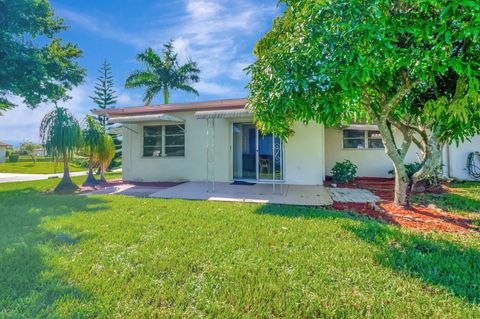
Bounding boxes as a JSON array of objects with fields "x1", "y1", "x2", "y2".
[
  {"x1": 331, "y1": 160, "x2": 358, "y2": 183},
  {"x1": 71, "y1": 156, "x2": 89, "y2": 169},
  {"x1": 8, "y1": 154, "x2": 19, "y2": 162},
  {"x1": 5, "y1": 150, "x2": 10, "y2": 157}
]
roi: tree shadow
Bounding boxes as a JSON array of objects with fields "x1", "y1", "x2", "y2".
[
  {"x1": 256, "y1": 204, "x2": 480, "y2": 304},
  {"x1": 0, "y1": 187, "x2": 110, "y2": 317},
  {"x1": 348, "y1": 222, "x2": 480, "y2": 304}
]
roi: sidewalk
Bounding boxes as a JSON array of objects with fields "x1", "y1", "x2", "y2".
[{"x1": 0, "y1": 171, "x2": 87, "y2": 183}]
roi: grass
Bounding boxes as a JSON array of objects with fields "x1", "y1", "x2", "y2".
[
  {"x1": 414, "y1": 182, "x2": 480, "y2": 225},
  {"x1": 0, "y1": 178, "x2": 479, "y2": 318},
  {"x1": 0, "y1": 157, "x2": 84, "y2": 174}
]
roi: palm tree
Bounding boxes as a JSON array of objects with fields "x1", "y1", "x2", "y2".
[
  {"x1": 125, "y1": 41, "x2": 200, "y2": 105},
  {"x1": 94, "y1": 134, "x2": 115, "y2": 183},
  {"x1": 40, "y1": 107, "x2": 82, "y2": 193},
  {"x1": 82, "y1": 115, "x2": 105, "y2": 186}
]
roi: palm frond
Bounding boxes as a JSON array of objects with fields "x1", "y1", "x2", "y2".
[{"x1": 125, "y1": 70, "x2": 158, "y2": 89}]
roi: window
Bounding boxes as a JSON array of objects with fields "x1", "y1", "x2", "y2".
[
  {"x1": 343, "y1": 129, "x2": 384, "y2": 149},
  {"x1": 143, "y1": 124, "x2": 185, "y2": 157}
]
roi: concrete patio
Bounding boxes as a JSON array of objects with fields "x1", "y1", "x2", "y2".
[{"x1": 149, "y1": 182, "x2": 334, "y2": 206}]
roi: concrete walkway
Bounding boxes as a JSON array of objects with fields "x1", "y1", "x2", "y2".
[
  {"x1": 0, "y1": 171, "x2": 87, "y2": 183},
  {"x1": 327, "y1": 187, "x2": 380, "y2": 203},
  {"x1": 150, "y1": 182, "x2": 334, "y2": 206}
]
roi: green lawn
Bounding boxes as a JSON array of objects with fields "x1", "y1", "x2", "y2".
[
  {"x1": 414, "y1": 182, "x2": 480, "y2": 225},
  {"x1": 1, "y1": 178, "x2": 479, "y2": 318},
  {"x1": 0, "y1": 160, "x2": 84, "y2": 174}
]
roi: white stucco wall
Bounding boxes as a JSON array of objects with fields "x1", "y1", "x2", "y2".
[
  {"x1": 121, "y1": 113, "x2": 326, "y2": 185},
  {"x1": 445, "y1": 135, "x2": 480, "y2": 181},
  {"x1": 324, "y1": 127, "x2": 420, "y2": 178},
  {"x1": 0, "y1": 147, "x2": 6, "y2": 163}
]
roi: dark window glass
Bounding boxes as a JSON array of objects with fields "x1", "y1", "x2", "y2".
[
  {"x1": 143, "y1": 126, "x2": 162, "y2": 157},
  {"x1": 144, "y1": 124, "x2": 185, "y2": 157},
  {"x1": 368, "y1": 130, "x2": 384, "y2": 149},
  {"x1": 343, "y1": 129, "x2": 365, "y2": 149}
]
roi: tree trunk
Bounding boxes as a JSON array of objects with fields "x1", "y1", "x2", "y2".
[
  {"x1": 412, "y1": 131, "x2": 443, "y2": 190},
  {"x1": 377, "y1": 120, "x2": 411, "y2": 207},
  {"x1": 83, "y1": 148, "x2": 98, "y2": 186},
  {"x1": 163, "y1": 88, "x2": 169, "y2": 104},
  {"x1": 54, "y1": 151, "x2": 78, "y2": 193}
]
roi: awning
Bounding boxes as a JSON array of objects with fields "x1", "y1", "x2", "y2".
[
  {"x1": 194, "y1": 109, "x2": 252, "y2": 119},
  {"x1": 108, "y1": 113, "x2": 184, "y2": 124},
  {"x1": 344, "y1": 124, "x2": 379, "y2": 130}
]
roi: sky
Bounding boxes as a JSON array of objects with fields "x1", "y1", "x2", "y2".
[{"x1": 0, "y1": 0, "x2": 281, "y2": 146}]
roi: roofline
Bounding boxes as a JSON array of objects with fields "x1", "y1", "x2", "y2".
[{"x1": 92, "y1": 98, "x2": 248, "y2": 117}]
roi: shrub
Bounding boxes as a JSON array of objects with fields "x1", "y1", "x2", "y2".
[
  {"x1": 8, "y1": 154, "x2": 19, "y2": 162},
  {"x1": 331, "y1": 160, "x2": 358, "y2": 183}
]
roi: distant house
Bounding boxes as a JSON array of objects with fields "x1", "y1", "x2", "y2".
[
  {"x1": 94, "y1": 98, "x2": 480, "y2": 184},
  {"x1": 0, "y1": 141, "x2": 13, "y2": 163},
  {"x1": 33, "y1": 147, "x2": 46, "y2": 157}
]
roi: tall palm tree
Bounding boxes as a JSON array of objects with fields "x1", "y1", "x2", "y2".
[
  {"x1": 40, "y1": 107, "x2": 82, "y2": 193},
  {"x1": 125, "y1": 41, "x2": 200, "y2": 105},
  {"x1": 94, "y1": 134, "x2": 115, "y2": 183},
  {"x1": 82, "y1": 115, "x2": 105, "y2": 186}
]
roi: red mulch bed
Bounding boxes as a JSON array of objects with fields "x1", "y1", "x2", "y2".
[{"x1": 326, "y1": 177, "x2": 478, "y2": 234}]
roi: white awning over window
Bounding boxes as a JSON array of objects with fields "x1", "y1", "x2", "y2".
[
  {"x1": 194, "y1": 109, "x2": 252, "y2": 119},
  {"x1": 108, "y1": 114, "x2": 184, "y2": 124}
]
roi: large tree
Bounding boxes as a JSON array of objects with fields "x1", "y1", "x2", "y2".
[
  {"x1": 40, "y1": 107, "x2": 82, "y2": 193},
  {"x1": 0, "y1": 0, "x2": 85, "y2": 113},
  {"x1": 247, "y1": 0, "x2": 480, "y2": 206},
  {"x1": 125, "y1": 41, "x2": 200, "y2": 105},
  {"x1": 90, "y1": 60, "x2": 118, "y2": 129}
]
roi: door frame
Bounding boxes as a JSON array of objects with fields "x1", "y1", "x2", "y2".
[{"x1": 232, "y1": 122, "x2": 284, "y2": 182}]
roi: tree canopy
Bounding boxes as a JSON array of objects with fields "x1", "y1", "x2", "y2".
[
  {"x1": 125, "y1": 41, "x2": 201, "y2": 105},
  {"x1": 91, "y1": 60, "x2": 117, "y2": 129},
  {"x1": 247, "y1": 0, "x2": 480, "y2": 205},
  {"x1": 39, "y1": 106, "x2": 82, "y2": 192},
  {"x1": 0, "y1": 0, "x2": 85, "y2": 113}
]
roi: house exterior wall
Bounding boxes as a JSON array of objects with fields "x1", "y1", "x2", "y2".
[
  {"x1": 445, "y1": 135, "x2": 480, "y2": 181},
  {"x1": 324, "y1": 127, "x2": 419, "y2": 178},
  {"x1": 0, "y1": 147, "x2": 6, "y2": 163},
  {"x1": 121, "y1": 112, "x2": 326, "y2": 185}
]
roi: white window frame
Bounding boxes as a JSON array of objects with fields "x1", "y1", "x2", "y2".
[
  {"x1": 143, "y1": 124, "x2": 185, "y2": 158},
  {"x1": 342, "y1": 129, "x2": 384, "y2": 150}
]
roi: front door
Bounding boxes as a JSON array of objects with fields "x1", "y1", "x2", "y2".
[{"x1": 232, "y1": 123, "x2": 283, "y2": 182}]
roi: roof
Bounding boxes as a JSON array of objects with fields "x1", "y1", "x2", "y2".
[
  {"x1": 0, "y1": 141, "x2": 12, "y2": 147},
  {"x1": 92, "y1": 98, "x2": 247, "y2": 118}
]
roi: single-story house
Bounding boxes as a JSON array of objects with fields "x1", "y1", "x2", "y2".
[
  {"x1": 0, "y1": 141, "x2": 13, "y2": 163},
  {"x1": 93, "y1": 98, "x2": 480, "y2": 185}
]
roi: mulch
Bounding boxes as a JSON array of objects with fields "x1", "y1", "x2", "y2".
[{"x1": 326, "y1": 177, "x2": 478, "y2": 234}]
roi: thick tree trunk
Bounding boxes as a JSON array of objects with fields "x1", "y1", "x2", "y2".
[
  {"x1": 163, "y1": 88, "x2": 169, "y2": 104},
  {"x1": 83, "y1": 149, "x2": 98, "y2": 186},
  {"x1": 54, "y1": 151, "x2": 78, "y2": 193},
  {"x1": 377, "y1": 120, "x2": 412, "y2": 207},
  {"x1": 412, "y1": 131, "x2": 443, "y2": 190}
]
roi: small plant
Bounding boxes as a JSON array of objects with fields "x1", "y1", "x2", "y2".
[{"x1": 331, "y1": 160, "x2": 358, "y2": 183}]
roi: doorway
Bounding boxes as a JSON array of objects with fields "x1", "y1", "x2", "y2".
[{"x1": 232, "y1": 123, "x2": 284, "y2": 182}]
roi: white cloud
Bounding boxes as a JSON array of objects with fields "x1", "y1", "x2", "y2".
[
  {"x1": 194, "y1": 81, "x2": 235, "y2": 96},
  {"x1": 57, "y1": 1, "x2": 278, "y2": 98},
  {"x1": 0, "y1": 85, "x2": 138, "y2": 145}
]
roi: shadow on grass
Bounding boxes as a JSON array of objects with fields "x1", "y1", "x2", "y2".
[
  {"x1": 256, "y1": 204, "x2": 480, "y2": 304},
  {"x1": 0, "y1": 187, "x2": 110, "y2": 317}
]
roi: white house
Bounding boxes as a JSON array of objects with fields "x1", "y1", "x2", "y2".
[
  {"x1": 0, "y1": 141, "x2": 12, "y2": 163},
  {"x1": 94, "y1": 98, "x2": 480, "y2": 185}
]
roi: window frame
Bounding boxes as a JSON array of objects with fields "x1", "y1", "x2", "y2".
[
  {"x1": 142, "y1": 124, "x2": 185, "y2": 158},
  {"x1": 342, "y1": 129, "x2": 384, "y2": 150}
]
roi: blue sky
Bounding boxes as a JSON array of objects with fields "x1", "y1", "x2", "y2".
[{"x1": 1, "y1": 0, "x2": 280, "y2": 145}]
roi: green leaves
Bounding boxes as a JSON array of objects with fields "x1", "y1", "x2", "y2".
[
  {"x1": 125, "y1": 41, "x2": 200, "y2": 105},
  {"x1": 0, "y1": 0, "x2": 85, "y2": 111}
]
